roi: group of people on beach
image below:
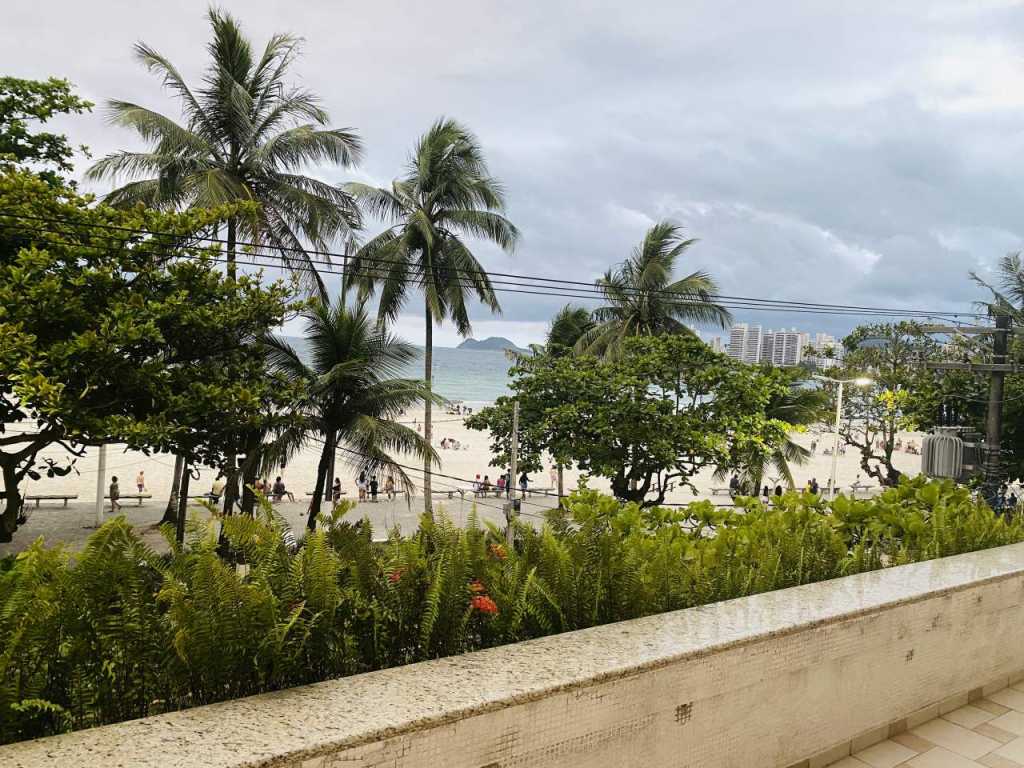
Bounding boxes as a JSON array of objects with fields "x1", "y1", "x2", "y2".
[{"x1": 356, "y1": 472, "x2": 396, "y2": 502}]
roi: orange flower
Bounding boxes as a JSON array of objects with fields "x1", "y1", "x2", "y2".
[
  {"x1": 471, "y1": 595, "x2": 499, "y2": 615},
  {"x1": 388, "y1": 569, "x2": 404, "y2": 584},
  {"x1": 469, "y1": 579, "x2": 486, "y2": 594},
  {"x1": 488, "y1": 543, "x2": 507, "y2": 560}
]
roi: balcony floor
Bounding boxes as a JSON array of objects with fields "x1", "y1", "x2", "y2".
[{"x1": 830, "y1": 683, "x2": 1024, "y2": 768}]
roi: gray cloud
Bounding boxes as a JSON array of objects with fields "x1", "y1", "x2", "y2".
[{"x1": 4, "y1": 0, "x2": 1024, "y2": 345}]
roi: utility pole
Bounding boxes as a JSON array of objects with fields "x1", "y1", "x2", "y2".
[
  {"x1": 923, "y1": 318, "x2": 1016, "y2": 503},
  {"x1": 506, "y1": 400, "x2": 519, "y2": 547},
  {"x1": 94, "y1": 442, "x2": 107, "y2": 527}
]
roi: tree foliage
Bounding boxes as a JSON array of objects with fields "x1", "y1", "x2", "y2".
[
  {"x1": 469, "y1": 334, "x2": 792, "y2": 506},
  {"x1": 0, "y1": 77, "x2": 92, "y2": 185},
  {"x1": 0, "y1": 168, "x2": 298, "y2": 541}
]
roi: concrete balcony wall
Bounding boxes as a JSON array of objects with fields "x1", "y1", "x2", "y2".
[{"x1": 4, "y1": 543, "x2": 1024, "y2": 768}]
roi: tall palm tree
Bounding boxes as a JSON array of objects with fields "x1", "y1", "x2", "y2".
[
  {"x1": 86, "y1": 8, "x2": 361, "y2": 289},
  {"x1": 263, "y1": 295, "x2": 440, "y2": 531},
  {"x1": 545, "y1": 304, "x2": 595, "y2": 357},
  {"x1": 576, "y1": 222, "x2": 731, "y2": 358},
  {"x1": 346, "y1": 118, "x2": 518, "y2": 515}
]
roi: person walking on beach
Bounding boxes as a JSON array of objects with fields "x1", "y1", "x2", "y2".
[
  {"x1": 109, "y1": 476, "x2": 121, "y2": 513},
  {"x1": 810, "y1": 477, "x2": 819, "y2": 495},
  {"x1": 357, "y1": 472, "x2": 367, "y2": 502},
  {"x1": 369, "y1": 476, "x2": 379, "y2": 502},
  {"x1": 497, "y1": 474, "x2": 506, "y2": 497},
  {"x1": 385, "y1": 475, "x2": 395, "y2": 500},
  {"x1": 135, "y1": 470, "x2": 146, "y2": 493},
  {"x1": 482, "y1": 474, "x2": 491, "y2": 495},
  {"x1": 519, "y1": 472, "x2": 529, "y2": 496},
  {"x1": 332, "y1": 478, "x2": 342, "y2": 503}
]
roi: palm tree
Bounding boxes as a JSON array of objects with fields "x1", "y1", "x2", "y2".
[
  {"x1": 545, "y1": 304, "x2": 595, "y2": 357},
  {"x1": 576, "y1": 222, "x2": 731, "y2": 358},
  {"x1": 971, "y1": 253, "x2": 1024, "y2": 320},
  {"x1": 719, "y1": 378, "x2": 828, "y2": 492},
  {"x1": 346, "y1": 118, "x2": 518, "y2": 515},
  {"x1": 86, "y1": 8, "x2": 361, "y2": 289},
  {"x1": 262, "y1": 295, "x2": 440, "y2": 531}
]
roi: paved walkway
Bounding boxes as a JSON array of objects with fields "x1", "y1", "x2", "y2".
[
  {"x1": 829, "y1": 683, "x2": 1024, "y2": 767},
  {"x1": 0, "y1": 494, "x2": 535, "y2": 556}
]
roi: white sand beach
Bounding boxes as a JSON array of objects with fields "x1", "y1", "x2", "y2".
[{"x1": 13, "y1": 405, "x2": 926, "y2": 509}]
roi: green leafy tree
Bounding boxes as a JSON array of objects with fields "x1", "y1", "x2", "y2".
[
  {"x1": 86, "y1": 7, "x2": 361, "y2": 285},
  {"x1": 838, "y1": 321, "x2": 940, "y2": 486},
  {"x1": 0, "y1": 77, "x2": 92, "y2": 185},
  {"x1": 575, "y1": 222, "x2": 731, "y2": 358},
  {"x1": 263, "y1": 295, "x2": 440, "y2": 530},
  {"x1": 0, "y1": 168, "x2": 297, "y2": 541},
  {"x1": 471, "y1": 334, "x2": 791, "y2": 506},
  {"x1": 347, "y1": 118, "x2": 518, "y2": 514}
]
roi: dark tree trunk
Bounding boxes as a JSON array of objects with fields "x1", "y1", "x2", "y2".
[
  {"x1": 240, "y1": 457, "x2": 257, "y2": 516},
  {"x1": 0, "y1": 459, "x2": 21, "y2": 543},
  {"x1": 161, "y1": 454, "x2": 183, "y2": 525},
  {"x1": 306, "y1": 430, "x2": 335, "y2": 531},
  {"x1": 423, "y1": 301, "x2": 433, "y2": 517},
  {"x1": 175, "y1": 462, "x2": 191, "y2": 545}
]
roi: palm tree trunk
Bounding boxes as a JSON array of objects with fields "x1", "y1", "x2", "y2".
[
  {"x1": 162, "y1": 454, "x2": 184, "y2": 525},
  {"x1": 423, "y1": 300, "x2": 433, "y2": 517},
  {"x1": 557, "y1": 464, "x2": 564, "y2": 500},
  {"x1": 307, "y1": 430, "x2": 335, "y2": 531}
]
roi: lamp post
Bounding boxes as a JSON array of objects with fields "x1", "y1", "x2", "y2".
[{"x1": 813, "y1": 375, "x2": 873, "y2": 498}]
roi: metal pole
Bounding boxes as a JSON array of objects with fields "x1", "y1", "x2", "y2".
[
  {"x1": 506, "y1": 400, "x2": 519, "y2": 547},
  {"x1": 984, "y1": 313, "x2": 1011, "y2": 504},
  {"x1": 830, "y1": 381, "x2": 843, "y2": 499},
  {"x1": 94, "y1": 443, "x2": 107, "y2": 527}
]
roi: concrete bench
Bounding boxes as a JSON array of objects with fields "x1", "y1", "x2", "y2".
[
  {"x1": 711, "y1": 487, "x2": 733, "y2": 496},
  {"x1": 24, "y1": 493, "x2": 78, "y2": 508},
  {"x1": 105, "y1": 493, "x2": 152, "y2": 506}
]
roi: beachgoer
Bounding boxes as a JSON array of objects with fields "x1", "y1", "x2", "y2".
[
  {"x1": 210, "y1": 477, "x2": 225, "y2": 503},
  {"x1": 762, "y1": 485, "x2": 770, "y2": 502},
  {"x1": 810, "y1": 478, "x2": 819, "y2": 495},
  {"x1": 473, "y1": 474, "x2": 482, "y2": 495},
  {"x1": 370, "y1": 476, "x2": 379, "y2": 502},
  {"x1": 483, "y1": 475, "x2": 491, "y2": 494},
  {"x1": 109, "y1": 476, "x2": 121, "y2": 513},
  {"x1": 519, "y1": 472, "x2": 528, "y2": 495},
  {"x1": 358, "y1": 472, "x2": 367, "y2": 502},
  {"x1": 332, "y1": 478, "x2": 342, "y2": 503},
  {"x1": 810, "y1": 440, "x2": 817, "y2": 454},
  {"x1": 774, "y1": 485, "x2": 783, "y2": 498},
  {"x1": 550, "y1": 466, "x2": 558, "y2": 488},
  {"x1": 497, "y1": 475, "x2": 506, "y2": 496},
  {"x1": 385, "y1": 475, "x2": 395, "y2": 500},
  {"x1": 729, "y1": 474, "x2": 740, "y2": 495},
  {"x1": 272, "y1": 476, "x2": 289, "y2": 502},
  {"x1": 136, "y1": 470, "x2": 145, "y2": 493}
]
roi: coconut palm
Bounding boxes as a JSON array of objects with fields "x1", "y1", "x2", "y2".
[
  {"x1": 576, "y1": 222, "x2": 731, "y2": 358},
  {"x1": 86, "y1": 8, "x2": 361, "y2": 288},
  {"x1": 718, "y1": 377, "x2": 828, "y2": 492},
  {"x1": 262, "y1": 295, "x2": 440, "y2": 531},
  {"x1": 346, "y1": 118, "x2": 518, "y2": 514},
  {"x1": 545, "y1": 304, "x2": 595, "y2": 357}
]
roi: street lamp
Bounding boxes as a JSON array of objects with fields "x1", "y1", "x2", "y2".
[{"x1": 813, "y1": 374, "x2": 874, "y2": 498}]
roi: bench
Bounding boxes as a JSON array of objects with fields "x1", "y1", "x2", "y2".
[
  {"x1": 431, "y1": 489, "x2": 470, "y2": 499},
  {"x1": 105, "y1": 493, "x2": 152, "y2": 506},
  {"x1": 523, "y1": 486, "x2": 556, "y2": 498},
  {"x1": 305, "y1": 491, "x2": 348, "y2": 498},
  {"x1": 25, "y1": 494, "x2": 78, "y2": 508},
  {"x1": 711, "y1": 487, "x2": 734, "y2": 497}
]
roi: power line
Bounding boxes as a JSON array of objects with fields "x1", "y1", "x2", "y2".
[{"x1": 0, "y1": 212, "x2": 987, "y2": 320}]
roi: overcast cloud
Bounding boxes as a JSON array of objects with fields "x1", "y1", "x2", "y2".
[{"x1": 4, "y1": 0, "x2": 1024, "y2": 346}]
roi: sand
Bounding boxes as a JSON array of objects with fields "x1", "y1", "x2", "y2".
[{"x1": 12, "y1": 406, "x2": 926, "y2": 509}]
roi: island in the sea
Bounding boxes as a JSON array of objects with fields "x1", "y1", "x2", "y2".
[{"x1": 456, "y1": 336, "x2": 529, "y2": 353}]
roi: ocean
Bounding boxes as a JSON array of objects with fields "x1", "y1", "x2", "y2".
[{"x1": 282, "y1": 338, "x2": 514, "y2": 405}]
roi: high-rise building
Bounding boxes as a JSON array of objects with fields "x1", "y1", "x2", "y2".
[
  {"x1": 709, "y1": 336, "x2": 723, "y2": 353},
  {"x1": 727, "y1": 323, "x2": 762, "y2": 364},
  {"x1": 760, "y1": 329, "x2": 803, "y2": 367}
]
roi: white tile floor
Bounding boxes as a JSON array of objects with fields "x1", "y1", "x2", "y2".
[{"x1": 827, "y1": 681, "x2": 1024, "y2": 768}]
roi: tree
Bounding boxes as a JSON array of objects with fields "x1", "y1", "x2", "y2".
[
  {"x1": 0, "y1": 168, "x2": 298, "y2": 541},
  {"x1": 544, "y1": 304, "x2": 594, "y2": 357},
  {"x1": 0, "y1": 77, "x2": 92, "y2": 185},
  {"x1": 86, "y1": 8, "x2": 361, "y2": 286},
  {"x1": 719, "y1": 373, "x2": 828, "y2": 492},
  {"x1": 469, "y1": 334, "x2": 791, "y2": 507},
  {"x1": 347, "y1": 118, "x2": 518, "y2": 515},
  {"x1": 838, "y1": 322, "x2": 940, "y2": 486},
  {"x1": 575, "y1": 222, "x2": 731, "y2": 358},
  {"x1": 263, "y1": 295, "x2": 440, "y2": 530}
]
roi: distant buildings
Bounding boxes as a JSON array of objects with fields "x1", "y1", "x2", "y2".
[{"x1": 721, "y1": 324, "x2": 843, "y2": 368}]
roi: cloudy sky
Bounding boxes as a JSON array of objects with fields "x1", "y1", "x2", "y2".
[{"x1": 4, "y1": 0, "x2": 1024, "y2": 346}]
